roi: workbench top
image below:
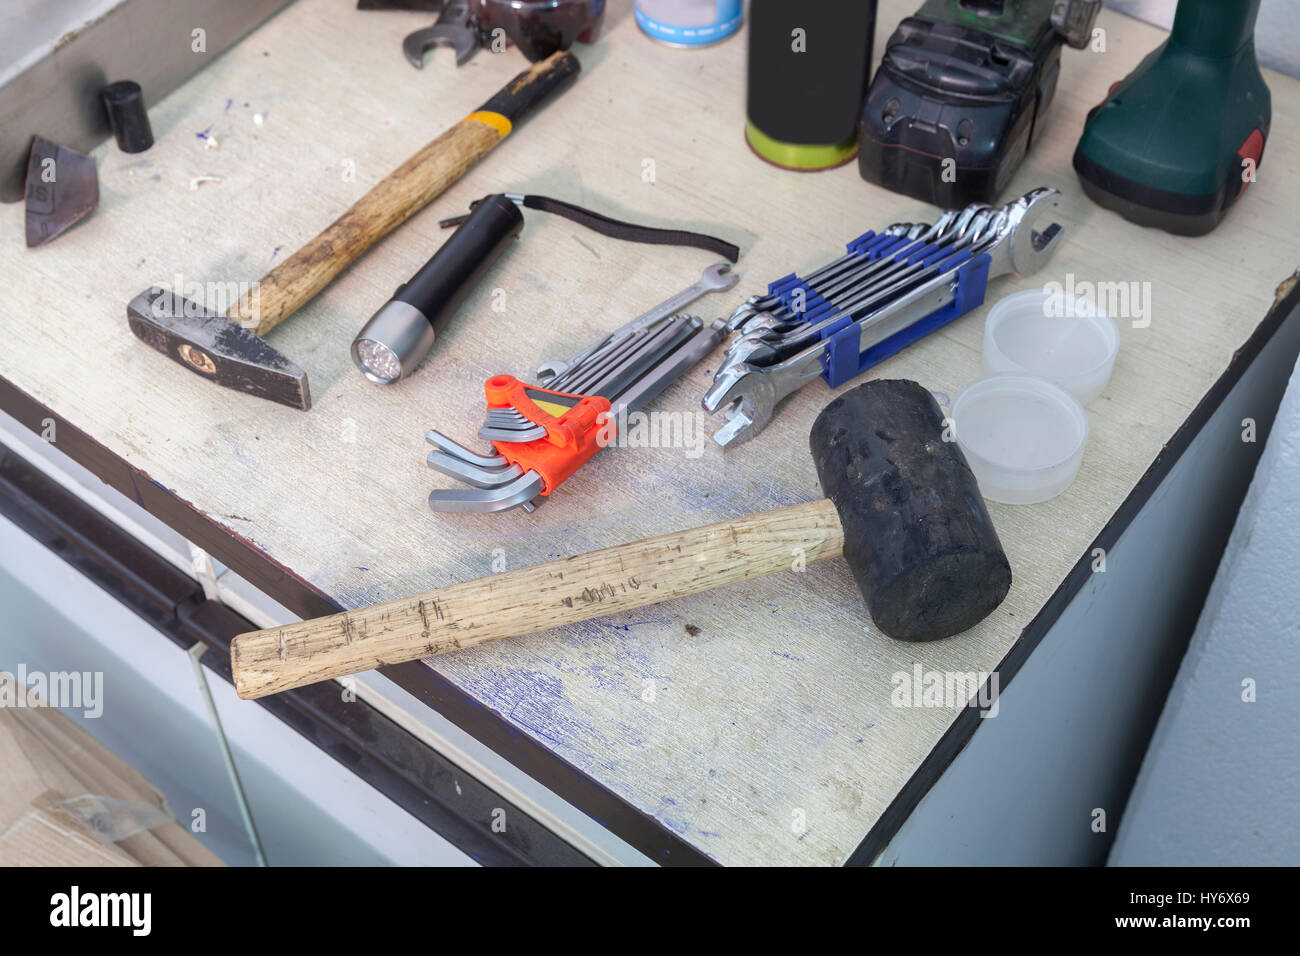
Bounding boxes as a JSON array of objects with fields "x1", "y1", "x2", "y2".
[{"x1": 3, "y1": 0, "x2": 1297, "y2": 866}]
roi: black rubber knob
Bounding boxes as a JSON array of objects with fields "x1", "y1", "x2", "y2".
[
  {"x1": 102, "y1": 81, "x2": 154, "y2": 153},
  {"x1": 810, "y1": 379, "x2": 1012, "y2": 642}
]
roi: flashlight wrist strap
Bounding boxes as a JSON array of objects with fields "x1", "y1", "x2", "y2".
[{"x1": 441, "y1": 194, "x2": 740, "y2": 263}]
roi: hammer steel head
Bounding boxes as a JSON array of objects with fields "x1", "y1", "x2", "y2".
[{"x1": 127, "y1": 287, "x2": 311, "y2": 410}]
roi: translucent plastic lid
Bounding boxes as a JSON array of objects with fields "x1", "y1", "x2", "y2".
[
  {"x1": 952, "y1": 374, "x2": 1089, "y2": 505},
  {"x1": 983, "y1": 288, "x2": 1119, "y2": 404}
]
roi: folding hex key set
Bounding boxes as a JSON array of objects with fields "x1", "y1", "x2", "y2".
[
  {"x1": 425, "y1": 262, "x2": 738, "y2": 513},
  {"x1": 702, "y1": 186, "x2": 1065, "y2": 445}
]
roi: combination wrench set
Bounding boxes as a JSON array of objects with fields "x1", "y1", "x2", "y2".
[
  {"x1": 425, "y1": 263, "x2": 737, "y2": 513},
  {"x1": 702, "y1": 187, "x2": 1066, "y2": 445}
]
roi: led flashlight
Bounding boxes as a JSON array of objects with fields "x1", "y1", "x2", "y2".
[{"x1": 351, "y1": 193, "x2": 524, "y2": 384}]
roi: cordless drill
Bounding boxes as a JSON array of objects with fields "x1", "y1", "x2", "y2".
[{"x1": 1073, "y1": 0, "x2": 1270, "y2": 236}]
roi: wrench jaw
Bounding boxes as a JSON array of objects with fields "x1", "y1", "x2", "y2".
[
  {"x1": 711, "y1": 400, "x2": 759, "y2": 447},
  {"x1": 698, "y1": 261, "x2": 737, "y2": 290},
  {"x1": 404, "y1": 27, "x2": 479, "y2": 67},
  {"x1": 1004, "y1": 187, "x2": 1065, "y2": 277},
  {"x1": 725, "y1": 298, "x2": 764, "y2": 333},
  {"x1": 701, "y1": 364, "x2": 776, "y2": 448},
  {"x1": 403, "y1": 1, "x2": 479, "y2": 68}
]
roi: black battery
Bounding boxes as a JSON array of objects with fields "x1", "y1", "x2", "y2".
[{"x1": 857, "y1": 12, "x2": 1062, "y2": 206}]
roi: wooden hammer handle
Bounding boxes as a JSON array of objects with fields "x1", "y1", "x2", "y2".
[
  {"x1": 231, "y1": 499, "x2": 844, "y2": 699},
  {"x1": 233, "y1": 51, "x2": 581, "y2": 335}
]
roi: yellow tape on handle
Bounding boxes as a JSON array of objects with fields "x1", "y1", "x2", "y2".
[{"x1": 463, "y1": 110, "x2": 513, "y2": 139}]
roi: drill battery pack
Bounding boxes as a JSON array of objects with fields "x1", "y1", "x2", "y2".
[{"x1": 858, "y1": 0, "x2": 1081, "y2": 207}]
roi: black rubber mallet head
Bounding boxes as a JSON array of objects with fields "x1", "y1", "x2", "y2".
[
  {"x1": 810, "y1": 378, "x2": 1011, "y2": 641},
  {"x1": 231, "y1": 378, "x2": 1013, "y2": 698}
]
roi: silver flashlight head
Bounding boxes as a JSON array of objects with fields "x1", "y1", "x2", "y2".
[{"x1": 351, "y1": 300, "x2": 437, "y2": 384}]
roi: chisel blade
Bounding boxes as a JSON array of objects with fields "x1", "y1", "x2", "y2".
[{"x1": 25, "y1": 137, "x2": 99, "y2": 248}]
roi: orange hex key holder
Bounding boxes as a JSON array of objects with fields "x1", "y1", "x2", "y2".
[{"x1": 425, "y1": 263, "x2": 739, "y2": 513}]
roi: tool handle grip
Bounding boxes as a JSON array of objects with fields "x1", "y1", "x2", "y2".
[
  {"x1": 395, "y1": 194, "x2": 524, "y2": 333},
  {"x1": 230, "y1": 499, "x2": 844, "y2": 699},
  {"x1": 234, "y1": 51, "x2": 580, "y2": 335}
]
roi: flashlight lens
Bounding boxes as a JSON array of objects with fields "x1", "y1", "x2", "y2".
[{"x1": 356, "y1": 339, "x2": 402, "y2": 384}]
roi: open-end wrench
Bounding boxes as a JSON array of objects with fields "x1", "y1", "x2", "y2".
[
  {"x1": 740, "y1": 210, "x2": 1009, "y2": 365},
  {"x1": 725, "y1": 207, "x2": 989, "y2": 334},
  {"x1": 404, "y1": 1, "x2": 479, "y2": 68},
  {"x1": 536, "y1": 261, "x2": 738, "y2": 383}
]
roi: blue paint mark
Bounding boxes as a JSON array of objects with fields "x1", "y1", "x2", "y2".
[
  {"x1": 224, "y1": 98, "x2": 233, "y2": 112},
  {"x1": 613, "y1": 720, "x2": 646, "y2": 748},
  {"x1": 355, "y1": 566, "x2": 368, "y2": 572},
  {"x1": 449, "y1": 668, "x2": 610, "y2": 765},
  {"x1": 195, "y1": 124, "x2": 213, "y2": 140},
  {"x1": 269, "y1": 245, "x2": 282, "y2": 263},
  {"x1": 653, "y1": 799, "x2": 721, "y2": 840},
  {"x1": 243, "y1": 101, "x2": 249, "y2": 108},
  {"x1": 771, "y1": 650, "x2": 804, "y2": 662},
  {"x1": 582, "y1": 664, "x2": 630, "y2": 696}
]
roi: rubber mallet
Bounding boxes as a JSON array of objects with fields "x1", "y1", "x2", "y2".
[{"x1": 231, "y1": 379, "x2": 1011, "y2": 699}]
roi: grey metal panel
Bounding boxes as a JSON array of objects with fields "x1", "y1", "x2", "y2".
[
  {"x1": 873, "y1": 303, "x2": 1300, "y2": 866},
  {"x1": 1, "y1": 0, "x2": 295, "y2": 203}
]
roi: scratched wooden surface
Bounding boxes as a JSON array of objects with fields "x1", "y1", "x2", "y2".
[{"x1": 2, "y1": 0, "x2": 1298, "y2": 866}]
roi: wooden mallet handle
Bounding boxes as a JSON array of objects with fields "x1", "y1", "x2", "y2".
[
  {"x1": 231, "y1": 500, "x2": 844, "y2": 699},
  {"x1": 232, "y1": 51, "x2": 581, "y2": 334},
  {"x1": 232, "y1": 380, "x2": 1014, "y2": 699}
]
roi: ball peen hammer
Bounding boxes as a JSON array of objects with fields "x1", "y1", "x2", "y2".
[
  {"x1": 231, "y1": 380, "x2": 1012, "y2": 699},
  {"x1": 126, "y1": 51, "x2": 580, "y2": 410}
]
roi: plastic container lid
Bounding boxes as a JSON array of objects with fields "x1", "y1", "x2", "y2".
[
  {"x1": 951, "y1": 374, "x2": 1089, "y2": 505},
  {"x1": 982, "y1": 288, "x2": 1119, "y2": 404}
]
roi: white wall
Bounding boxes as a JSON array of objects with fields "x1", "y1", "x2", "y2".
[{"x1": 1110, "y1": 356, "x2": 1300, "y2": 866}]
